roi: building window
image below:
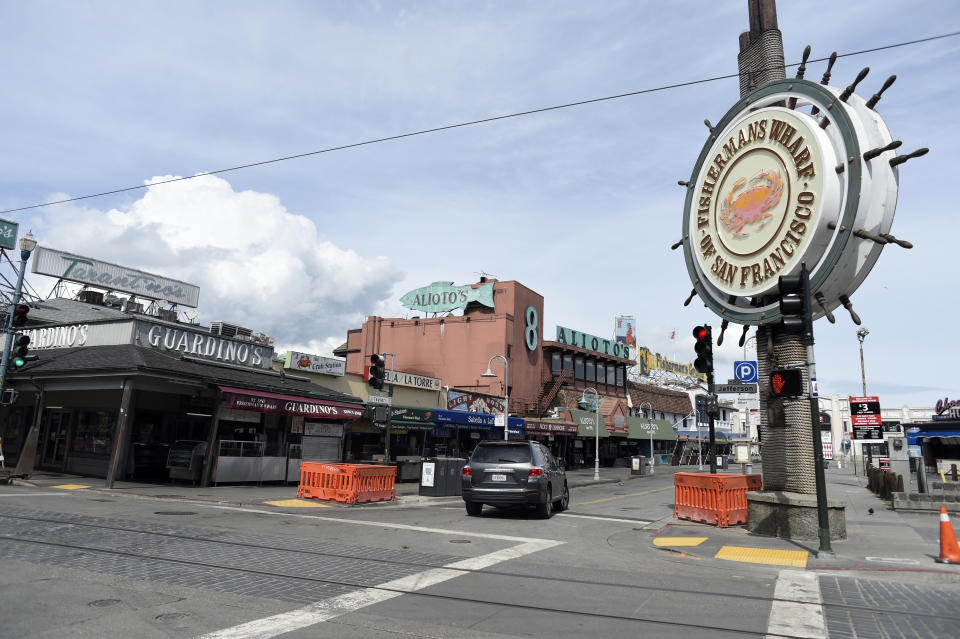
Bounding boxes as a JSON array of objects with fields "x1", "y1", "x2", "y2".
[
  {"x1": 575, "y1": 357, "x2": 585, "y2": 380},
  {"x1": 616, "y1": 366, "x2": 624, "y2": 387},
  {"x1": 596, "y1": 362, "x2": 606, "y2": 384},
  {"x1": 72, "y1": 410, "x2": 116, "y2": 457},
  {"x1": 607, "y1": 364, "x2": 616, "y2": 385},
  {"x1": 586, "y1": 360, "x2": 596, "y2": 382},
  {"x1": 551, "y1": 352, "x2": 561, "y2": 376},
  {"x1": 563, "y1": 354, "x2": 574, "y2": 372}
]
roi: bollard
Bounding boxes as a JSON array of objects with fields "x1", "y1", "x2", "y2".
[{"x1": 952, "y1": 464, "x2": 958, "y2": 482}]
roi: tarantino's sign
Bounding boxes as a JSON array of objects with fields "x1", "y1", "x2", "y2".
[
  {"x1": 691, "y1": 110, "x2": 825, "y2": 296},
  {"x1": 32, "y1": 246, "x2": 201, "y2": 307}
]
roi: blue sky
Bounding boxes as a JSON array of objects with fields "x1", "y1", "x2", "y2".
[{"x1": 1, "y1": 1, "x2": 957, "y2": 409}]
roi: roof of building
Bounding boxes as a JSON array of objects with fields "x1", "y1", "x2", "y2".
[
  {"x1": 9, "y1": 344, "x2": 362, "y2": 404},
  {"x1": 627, "y1": 381, "x2": 693, "y2": 415},
  {"x1": 24, "y1": 296, "x2": 135, "y2": 325}
]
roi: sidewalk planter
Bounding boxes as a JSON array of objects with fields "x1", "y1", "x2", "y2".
[
  {"x1": 673, "y1": 472, "x2": 761, "y2": 527},
  {"x1": 298, "y1": 462, "x2": 396, "y2": 504}
]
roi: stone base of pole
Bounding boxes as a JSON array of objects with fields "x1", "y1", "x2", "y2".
[{"x1": 747, "y1": 490, "x2": 847, "y2": 542}]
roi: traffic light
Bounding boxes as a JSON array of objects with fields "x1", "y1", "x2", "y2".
[
  {"x1": 693, "y1": 325, "x2": 713, "y2": 374},
  {"x1": 368, "y1": 353, "x2": 385, "y2": 390},
  {"x1": 10, "y1": 303, "x2": 29, "y2": 328},
  {"x1": 778, "y1": 268, "x2": 812, "y2": 344},
  {"x1": 769, "y1": 368, "x2": 804, "y2": 397},
  {"x1": 10, "y1": 334, "x2": 31, "y2": 369},
  {"x1": 704, "y1": 393, "x2": 720, "y2": 419}
]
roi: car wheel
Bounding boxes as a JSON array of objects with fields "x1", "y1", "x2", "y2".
[
  {"x1": 554, "y1": 483, "x2": 569, "y2": 512},
  {"x1": 465, "y1": 501, "x2": 483, "y2": 516},
  {"x1": 536, "y1": 487, "x2": 552, "y2": 519}
]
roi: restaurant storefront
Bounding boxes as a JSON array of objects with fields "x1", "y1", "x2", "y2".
[
  {"x1": 0, "y1": 302, "x2": 364, "y2": 486},
  {"x1": 627, "y1": 417, "x2": 677, "y2": 463},
  {"x1": 523, "y1": 415, "x2": 578, "y2": 465},
  {"x1": 569, "y1": 408, "x2": 608, "y2": 469}
]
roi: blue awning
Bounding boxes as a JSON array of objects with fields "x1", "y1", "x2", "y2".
[
  {"x1": 431, "y1": 409, "x2": 523, "y2": 433},
  {"x1": 907, "y1": 429, "x2": 960, "y2": 446}
]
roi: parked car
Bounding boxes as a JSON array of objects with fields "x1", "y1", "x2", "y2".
[{"x1": 461, "y1": 440, "x2": 569, "y2": 518}]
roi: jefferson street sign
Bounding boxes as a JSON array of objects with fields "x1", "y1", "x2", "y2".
[
  {"x1": 367, "y1": 394, "x2": 392, "y2": 406},
  {"x1": 715, "y1": 383, "x2": 758, "y2": 394}
]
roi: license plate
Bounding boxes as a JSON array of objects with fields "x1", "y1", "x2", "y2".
[{"x1": 491, "y1": 474, "x2": 507, "y2": 482}]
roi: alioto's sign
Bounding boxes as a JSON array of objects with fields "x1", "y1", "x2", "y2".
[
  {"x1": 556, "y1": 326, "x2": 632, "y2": 360},
  {"x1": 400, "y1": 281, "x2": 494, "y2": 313}
]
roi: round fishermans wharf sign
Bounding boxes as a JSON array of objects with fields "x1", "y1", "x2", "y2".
[{"x1": 681, "y1": 78, "x2": 903, "y2": 325}]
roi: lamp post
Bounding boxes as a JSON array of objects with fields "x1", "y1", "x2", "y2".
[
  {"x1": 581, "y1": 387, "x2": 600, "y2": 481},
  {"x1": 856, "y1": 328, "x2": 869, "y2": 396},
  {"x1": 0, "y1": 231, "x2": 37, "y2": 393},
  {"x1": 482, "y1": 355, "x2": 509, "y2": 441},
  {"x1": 638, "y1": 400, "x2": 653, "y2": 473}
]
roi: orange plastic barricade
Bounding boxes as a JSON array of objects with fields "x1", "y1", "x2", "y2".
[
  {"x1": 673, "y1": 472, "x2": 762, "y2": 527},
  {"x1": 298, "y1": 462, "x2": 396, "y2": 504}
]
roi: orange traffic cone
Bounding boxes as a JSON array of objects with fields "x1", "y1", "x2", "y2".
[{"x1": 936, "y1": 506, "x2": 960, "y2": 564}]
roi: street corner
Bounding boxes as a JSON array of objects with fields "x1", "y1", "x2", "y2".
[
  {"x1": 651, "y1": 521, "x2": 810, "y2": 568},
  {"x1": 263, "y1": 498, "x2": 332, "y2": 509}
]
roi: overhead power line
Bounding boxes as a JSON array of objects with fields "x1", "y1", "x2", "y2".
[{"x1": 3, "y1": 30, "x2": 958, "y2": 216}]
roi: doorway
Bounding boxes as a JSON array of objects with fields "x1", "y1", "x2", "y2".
[{"x1": 39, "y1": 410, "x2": 71, "y2": 470}]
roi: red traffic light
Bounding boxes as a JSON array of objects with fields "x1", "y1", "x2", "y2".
[
  {"x1": 11, "y1": 303, "x2": 30, "y2": 327},
  {"x1": 770, "y1": 369, "x2": 804, "y2": 397},
  {"x1": 693, "y1": 326, "x2": 707, "y2": 340}
]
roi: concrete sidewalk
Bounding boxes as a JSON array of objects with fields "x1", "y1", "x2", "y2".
[{"x1": 653, "y1": 463, "x2": 960, "y2": 577}]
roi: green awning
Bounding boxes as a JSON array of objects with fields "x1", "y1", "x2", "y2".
[
  {"x1": 380, "y1": 420, "x2": 434, "y2": 431},
  {"x1": 627, "y1": 417, "x2": 676, "y2": 441},
  {"x1": 570, "y1": 409, "x2": 608, "y2": 438}
]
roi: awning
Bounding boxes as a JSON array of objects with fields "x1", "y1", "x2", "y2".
[
  {"x1": 219, "y1": 385, "x2": 364, "y2": 420},
  {"x1": 362, "y1": 405, "x2": 436, "y2": 425},
  {"x1": 432, "y1": 408, "x2": 524, "y2": 433},
  {"x1": 675, "y1": 429, "x2": 744, "y2": 442},
  {"x1": 524, "y1": 419, "x2": 578, "y2": 436},
  {"x1": 570, "y1": 409, "x2": 608, "y2": 438},
  {"x1": 627, "y1": 417, "x2": 676, "y2": 441}
]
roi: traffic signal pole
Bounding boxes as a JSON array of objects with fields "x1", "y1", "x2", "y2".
[
  {"x1": 383, "y1": 353, "x2": 396, "y2": 464},
  {"x1": 800, "y1": 264, "x2": 833, "y2": 555},
  {"x1": 0, "y1": 245, "x2": 32, "y2": 396},
  {"x1": 708, "y1": 368, "x2": 717, "y2": 475}
]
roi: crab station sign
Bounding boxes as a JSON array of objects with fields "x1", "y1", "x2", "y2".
[{"x1": 682, "y1": 78, "x2": 904, "y2": 326}]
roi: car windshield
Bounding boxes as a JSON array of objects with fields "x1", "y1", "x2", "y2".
[{"x1": 470, "y1": 444, "x2": 532, "y2": 464}]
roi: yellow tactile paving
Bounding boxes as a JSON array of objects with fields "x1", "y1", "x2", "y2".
[
  {"x1": 263, "y1": 499, "x2": 331, "y2": 508},
  {"x1": 51, "y1": 484, "x2": 91, "y2": 490},
  {"x1": 715, "y1": 545, "x2": 808, "y2": 568},
  {"x1": 653, "y1": 537, "x2": 708, "y2": 547}
]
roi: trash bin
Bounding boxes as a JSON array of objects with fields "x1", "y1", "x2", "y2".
[
  {"x1": 630, "y1": 456, "x2": 646, "y2": 476},
  {"x1": 715, "y1": 455, "x2": 728, "y2": 470},
  {"x1": 823, "y1": 459, "x2": 830, "y2": 470},
  {"x1": 419, "y1": 456, "x2": 466, "y2": 496}
]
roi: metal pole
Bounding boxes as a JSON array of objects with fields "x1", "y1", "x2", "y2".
[
  {"x1": 384, "y1": 353, "x2": 396, "y2": 461},
  {"x1": 801, "y1": 263, "x2": 833, "y2": 555},
  {"x1": 594, "y1": 394, "x2": 600, "y2": 481},
  {"x1": 858, "y1": 338, "x2": 867, "y2": 396},
  {"x1": 503, "y1": 358, "x2": 509, "y2": 441}
]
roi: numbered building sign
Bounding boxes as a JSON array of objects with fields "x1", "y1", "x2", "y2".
[{"x1": 0, "y1": 218, "x2": 19, "y2": 251}]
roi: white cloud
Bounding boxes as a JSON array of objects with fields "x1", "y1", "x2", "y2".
[{"x1": 32, "y1": 175, "x2": 402, "y2": 350}]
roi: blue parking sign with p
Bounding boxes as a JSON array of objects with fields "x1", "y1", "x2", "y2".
[{"x1": 734, "y1": 361, "x2": 758, "y2": 383}]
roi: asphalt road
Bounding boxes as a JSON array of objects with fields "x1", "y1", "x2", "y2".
[{"x1": 0, "y1": 473, "x2": 957, "y2": 638}]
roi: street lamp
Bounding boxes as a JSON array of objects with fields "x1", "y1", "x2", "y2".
[
  {"x1": 638, "y1": 400, "x2": 653, "y2": 473},
  {"x1": 482, "y1": 355, "x2": 509, "y2": 441},
  {"x1": 1, "y1": 231, "x2": 37, "y2": 392},
  {"x1": 856, "y1": 328, "x2": 869, "y2": 396},
  {"x1": 581, "y1": 387, "x2": 600, "y2": 481}
]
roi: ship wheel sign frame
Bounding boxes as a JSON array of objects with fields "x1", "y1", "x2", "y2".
[{"x1": 680, "y1": 69, "x2": 924, "y2": 330}]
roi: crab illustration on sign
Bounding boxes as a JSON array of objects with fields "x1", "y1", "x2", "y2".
[
  {"x1": 720, "y1": 169, "x2": 783, "y2": 237},
  {"x1": 298, "y1": 354, "x2": 311, "y2": 368}
]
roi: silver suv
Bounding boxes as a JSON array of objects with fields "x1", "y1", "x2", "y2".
[{"x1": 461, "y1": 440, "x2": 569, "y2": 518}]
